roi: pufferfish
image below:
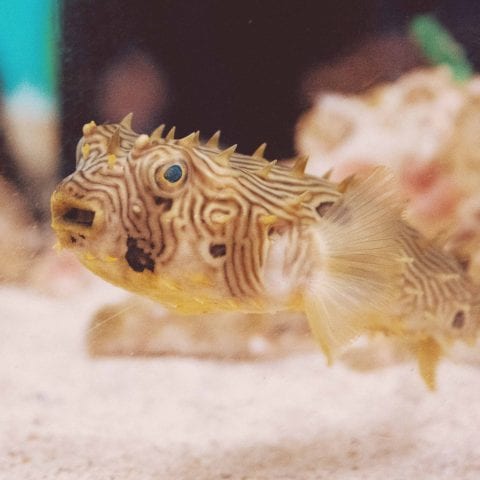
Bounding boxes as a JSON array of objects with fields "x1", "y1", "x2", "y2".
[{"x1": 51, "y1": 114, "x2": 480, "y2": 388}]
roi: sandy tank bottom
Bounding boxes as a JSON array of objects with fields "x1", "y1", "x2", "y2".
[{"x1": 1, "y1": 277, "x2": 480, "y2": 480}]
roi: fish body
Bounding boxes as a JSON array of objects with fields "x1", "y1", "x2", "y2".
[{"x1": 51, "y1": 115, "x2": 480, "y2": 387}]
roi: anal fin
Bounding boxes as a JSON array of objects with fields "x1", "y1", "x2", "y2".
[
  {"x1": 304, "y1": 293, "x2": 373, "y2": 364},
  {"x1": 413, "y1": 337, "x2": 442, "y2": 390}
]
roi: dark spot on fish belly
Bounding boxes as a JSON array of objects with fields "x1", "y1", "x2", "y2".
[
  {"x1": 209, "y1": 243, "x2": 226, "y2": 258},
  {"x1": 316, "y1": 201, "x2": 335, "y2": 217},
  {"x1": 125, "y1": 236, "x2": 155, "y2": 272},
  {"x1": 154, "y1": 196, "x2": 173, "y2": 211},
  {"x1": 452, "y1": 310, "x2": 465, "y2": 329}
]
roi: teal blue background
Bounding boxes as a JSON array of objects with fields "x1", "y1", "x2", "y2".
[{"x1": 0, "y1": 0, "x2": 59, "y2": 99}]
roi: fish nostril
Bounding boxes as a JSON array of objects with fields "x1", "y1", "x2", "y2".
[{"x1": 62, "y1": 207, "x2": 96, "y2": 227}]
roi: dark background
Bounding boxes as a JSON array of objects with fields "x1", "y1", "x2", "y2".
[{"x1": 59, "y1": 0, "x2": 478, "y2": 177}]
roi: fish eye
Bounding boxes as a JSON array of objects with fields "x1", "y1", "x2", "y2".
[
  {"x1": 153, "y1": 160, "x2": 188, "y2": 193},
  {"x1": 164, "y1": 164, "x2": 183, "y2": 183}
]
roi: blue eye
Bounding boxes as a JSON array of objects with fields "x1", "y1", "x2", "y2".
[{"x1": 164, "y1": 164, "x2": 183, "y2": 183}]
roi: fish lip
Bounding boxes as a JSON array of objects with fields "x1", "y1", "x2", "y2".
[{"x1": 50, "y1": 191, "x2": 103, "y2": 237}]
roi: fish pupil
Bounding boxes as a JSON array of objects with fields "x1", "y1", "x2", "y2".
[{"x1": 164, "y1": 164, "x2": 183, "y2": 183}]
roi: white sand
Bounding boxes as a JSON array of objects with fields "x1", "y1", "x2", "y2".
[{"x1": 1, "y1": 281, "x2": 480, "y2": 479}]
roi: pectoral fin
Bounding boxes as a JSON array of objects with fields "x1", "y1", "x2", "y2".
[
  {"x1": 303, "y1": 168, "x2": 404, "y2": 362},
  {"x1": 304, "y1": 292, "x2": 373, "y2": 364}
]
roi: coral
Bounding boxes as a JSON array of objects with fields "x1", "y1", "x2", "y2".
[{"x1": 297, "y1": 67, "x2": 480, "y2": 278}]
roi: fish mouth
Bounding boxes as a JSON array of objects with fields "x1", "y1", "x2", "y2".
[
  {"x1": 61, "y1": 207, "x2": 95, "y2": 227},
  {"x1": 50, "y1": 191, "x2": 102, "y2": 247}
]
